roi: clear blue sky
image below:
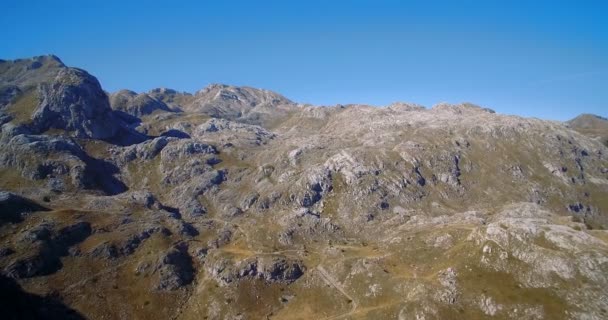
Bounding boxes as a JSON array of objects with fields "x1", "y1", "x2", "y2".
[{"x1": 1, "y1": 0, "x2": 606, "y2": 120}]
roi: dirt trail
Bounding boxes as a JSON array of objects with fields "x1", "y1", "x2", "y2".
[{"x1": 316, "y1": 265, "x2": 358, "y2": 320}]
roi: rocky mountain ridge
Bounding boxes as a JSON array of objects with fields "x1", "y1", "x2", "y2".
[{"x1": 1, "y1": 55, "x2": 607, "y2": 320}]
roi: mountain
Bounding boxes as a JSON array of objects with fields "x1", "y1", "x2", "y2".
[
  {"x1": 567, "y1": 113, "x2": 608, "y2": 146},
  {"x1": 179, "y1": 83, "x2": 297, "y2": 127},
  {"x1": 568, "y1": 113, "x2": 608, "y2": 128},
  {"x1": 187, "y1": 83, "x2": 294, "y2": 113},
  {"x1": 1, "y1": 56, "x2": 608, "y2": 320},
  {"x1": 0, "y1": 55, "x2": 124, "y2": 139}
]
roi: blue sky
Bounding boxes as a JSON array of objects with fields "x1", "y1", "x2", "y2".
[{"x1": 1, "y1": 0, "x2": 606, "y2": 120}]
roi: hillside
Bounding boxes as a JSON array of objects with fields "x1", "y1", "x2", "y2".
[{"x1": 1, "y1": 55, "x2": 608, "y2": 320}]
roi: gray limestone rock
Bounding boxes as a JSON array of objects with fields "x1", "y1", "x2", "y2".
[
  {"x1": 33, "y1": 68, "x2": 121, "y2": 139},
  {"x1": 207, "y1": 255, "x2": 305, "y2": 285}
]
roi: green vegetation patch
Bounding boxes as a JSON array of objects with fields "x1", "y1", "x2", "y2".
[{"x1": 6, "y1": 87, "x2": 39, "y2": 124}]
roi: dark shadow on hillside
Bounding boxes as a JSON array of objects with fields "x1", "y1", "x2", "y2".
[
  {"x1": 161, "y1": 129, "x2": 190, "y2": 139},
  {"x1": 0, "y1": 274, "x2": 86, "y2": 320},
  {"x1": 113, "y1": 110, "x2": 141, "y2": 125},
  {"x1": 0, "y1": 192, "x2": 50, "y2": 226},
  {"x1": 103, "y1": 111, "x2": 149, "y2": 146},
  {"x1": 84, "y1": 157, "x2": 128, "y2": 196},
  {"x1": 104, "y1": 126, "x2": 149, "y2": 146}
]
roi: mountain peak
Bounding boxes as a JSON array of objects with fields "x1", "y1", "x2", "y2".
[
  {"x1": 148, "y1": 87, "x2": 181, "y2": 95},
  {"x1": 387, "y1": 102, "x2": 426, "y2": 111},
  {"x1": 567, "y1": 113, "x2": 608, "y2": 146},
  {"x1": 2, "y1": 54, "x2": 66, "y2": 71},
  {"x1": 186, "y1": 83, "x2": 294, "y2": 117},
  {"x1": 569, "y1": 113, "x2": 608, "y2": 122},
  {"x1": 31, "y1": 54, "x2": 65, "y2": 67},
  {"x1": 431, "y1": 102, "x2": 496, "y2": 114}
]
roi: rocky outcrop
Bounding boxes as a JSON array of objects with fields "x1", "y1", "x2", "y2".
[
  {"x1": 206, "y1": 255, "x2": 305, "y2": 285},
  {"x1": 157, "y1": 140, "x2": 223, "y2": 217},
  {"x1": 0, "y1": 134, "x2": 88, "y2": 191},
  {"x1": 5, "y1": 221, "x2": 92, "y2": 278},
  {"x1": 291, "y1": 167, "x2": 332, "y2": 208},
  {"x1": 0, "y1": 134, "x2": 127, "y2": 194},
  {"x1": 0, "y1": 85, "x2": 20, "y2": 108},
  {"x1": 191, "y1": 118, "x2": 276, "y2": 147},
  {"x1": 33, "y1": 68, "x2": 121, "y2": 138},
  {"x1": 0, "y1": 56, "x2": 128, "y2": 140},
  {"x1": 111, "y1": 136, "x2": 170, "y2": 164},
  {"x1": 110, "y1": 89, "x2": 173, "y2": 117},
  {"x1": 436, "y1": 267, "x2": 459, "y2": 304},
  {"x1": 154, "y1": 244, "x2": 194, "y2": 291},
  {"x1": 468, "y1": 203, "x2": 608, "y2": 287},
  {"x1": 88, "y1": 224, "x2": 170, "y2": 260}
]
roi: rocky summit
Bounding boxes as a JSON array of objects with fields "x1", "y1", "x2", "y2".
[{"x1": 1, "y1": 55, "x2": 607, "y2": 320}]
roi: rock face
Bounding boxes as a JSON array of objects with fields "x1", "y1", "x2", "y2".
[
  {"x1": 5, "y1": 221, "x2": 92, "y2": 278},
  {"x1": 0, "y1": 134, "x2": 127, "y2": 195},
  {"x1": 34, "y1": 68, "x2": 120, "y2": 139},
  {"x1": 0, "y1": 56, "x2": 123, "y2": 139},
  {"x1": 206, "y1": 255, "x2": 305, "y2": 285},
  {"x1": 0, "y1": 85, "x2": 21, "y2": 109},
  {"x1": 1, "y1": 55, "x2": 608, "y2": 320},
  {"x1": 154, "y1": 244, "x2": 194, "y2": 291}
]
